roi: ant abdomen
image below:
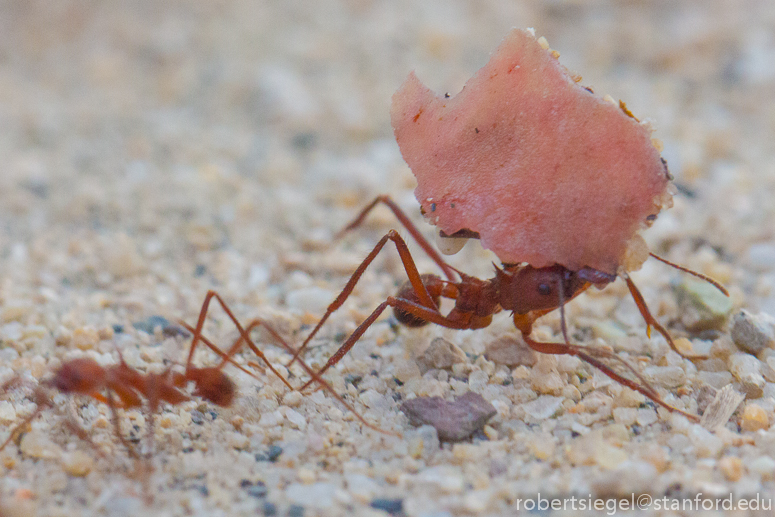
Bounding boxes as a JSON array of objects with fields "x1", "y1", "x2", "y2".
[{"x1": 393, "y1": 274, "x2": 441, "y2": 327}]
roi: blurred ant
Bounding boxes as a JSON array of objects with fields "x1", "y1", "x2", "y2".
[
  {"x1": 286, "y1": 196, "x2": 730, "y2": 422},
  {"x1": 0, "y1": 296, "x2": 270, "y2": 456},
  {"x1": 0, "y1": 290, "x2": 394, "y2": 461}
]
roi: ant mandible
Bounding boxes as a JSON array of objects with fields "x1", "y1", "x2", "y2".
[{"x1": 286, "y1": 196, "x2": 729, "y2": 423}]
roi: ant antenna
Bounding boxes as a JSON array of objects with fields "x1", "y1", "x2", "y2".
[{"x1": 649, "y1": 252, "x2": 729, "y2": 296}]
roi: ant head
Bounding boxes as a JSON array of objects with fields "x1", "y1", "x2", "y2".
[
  {"x1": 49, "y1": 358, "x2": 105, "y2": 395},
  {"x1": 497, "y1": 264, "x2": 592, "y2": 314},
  {"x1": 188, "y1": 367, "x2": 236, "y2": 407}
]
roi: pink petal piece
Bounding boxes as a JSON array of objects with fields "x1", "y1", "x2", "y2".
[{"x1": 391, "y1": 29, "x2": 670, "y2": 275}]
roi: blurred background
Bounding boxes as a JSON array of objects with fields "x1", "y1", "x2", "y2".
[{"x1": 1, "y1": 0, "x2": 774, "y2": 514}]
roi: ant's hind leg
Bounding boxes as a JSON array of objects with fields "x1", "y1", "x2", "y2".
[{"x1": 337, "y1": 195, "x2": 458, "y2": 282}]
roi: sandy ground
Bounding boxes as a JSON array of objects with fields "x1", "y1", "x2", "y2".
[{"x1": 1, "y1": 1, "x2": 775, "y2": 515}]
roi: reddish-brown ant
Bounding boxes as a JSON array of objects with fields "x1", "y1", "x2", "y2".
[
  {"x1": 286, "y1": 196, "x2": 729, "y2": 423},
  {"x1": 0, "y1": 291, "x2": 394, "y2": 459},
  {"x1": 0, "y1": 289, "x2": 310, "y2": 455}
]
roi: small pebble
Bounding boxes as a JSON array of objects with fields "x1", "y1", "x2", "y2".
[
  {"x1": 407, "y1": 425, "x2": 440, "y2": 459},
  {"x1": 528, "y1": 433, "x2": 555, "y2": 460},
  {"x1": 19, "y1": 431, "x2": 62, "y2": 459},
  {"x1": 243, "y1": 481, "x2": 268, "y2": 499},
  {"x1": 132, "y1": 315, "x2": 171, "y2": 335},
  {"x1": 345, "y1": 474, "x2": 379, "y2": 503},
  {"x1": 282, "y1": 390, "x2": 304, "y2": 407},
  {"x1": 190, "y1": 410, "x2": 205, "y2": 425},
  {"x1": 394, "y1": 359, "x2": 421, "y2": 383},
  {"x1": 718, "y1": 456, "x2": 744, "y2": 481},
  {"x1": 728, "y1": 353, "x2": 766, "y2": 397},
  {"x1": 262, "y1": 501, "x2": 277, "y2": 516},
  {"x1": 745, "y1": 243, "x2": 775, "y2": 272},
  {"x1": 415, "y1": 465, "x2": 464, "y2": 493},
  {"x1": 414, "y1": 337, "x2": 466, "y2": 373},
  {"x1": 288, "y1": 505, "x2": 305, "y2": 517},
  {"x1": 688, "y1": 424, "x2": 723, "y2": 458},
  {"x1": 72, "y1": 326, "x2": 100, "y2": 350},
  {"x1": 0, "y1": 300, "x2": 33, "y2": 323},
  {"x1": 370, "y1": 498, "x2": 403, "y2": 515},
  {"x1": 731, "y1": 310, "x2": 775, "y2": 354},
  {"x1": 468, "y1": 370, "x2": 489, "y2": 391},
  {"x1": 60, "y1": 450, "x2": 93, "y2": 477},
  {"x1": 297, "y1": 467, "x2": 316, "y2": 484},
  {"x1": 697, "y1": 371, "x2": 734, "y2": 389},
  {"x1": 748, "y1": 455, "x2": 775, "y2": 479},
  {"x1": 400, "y1": 392, "x2": 496, "y2": 441},
  {"x1": 284, "y1": 408, "x2": 307, "y2": 430},
  {"x1": 613, "y1": 388, "x2": 646, "y2": 408},
  {"x1": 741, "y1": 403, "x2": 770, "y2": 432},
  {"x1": 612, "y1": 407, "x2": 638, "y2": 427},
  {"x1": 286, "y1": 482, "x2": 335, "y2": 509},
  {"x1": 0, "y1": 401, "x2": 17, "y2": 423},
  {"x1": 529, "y1": 357, "x2": 565, "y2": 395},
  {"x1": 484, "y1": 335, "x2": 536, "y2": 366},
  {"x1": 256, "y1": 444, "x2": 283, "y2": 462},
  {"x1": 521, "y1": 395, "x2": 563, "y2": 421},
  {"x1": 642, "y1": 365, "x2": 686, "y2": 388},
  {"x1": 700, "y1": 385, "x2": 745, "y2": 431},
  {"x1": 227, "y1": 432, "x2": 250, "y2": 450},
  {"x1": 674, "y1": 279, "x2": 733, "y2": 331},
  {"x1": 285, "y1": 286, "x2": 336, "y2": 314}
]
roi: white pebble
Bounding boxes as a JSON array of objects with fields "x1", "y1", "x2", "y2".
[
  {"x1": 284, "y1": 408, "x2": 307, "y2": 430},
  {"x1": 521, "y1": 395, "x2": 564, "y2": 421},
  {"x1": 285, "y1": 287, "x2": 336, "y2": 314},
  {"x1": 344, "y1": 473, "x2": 380, "y2": 503},
  {"x1": 689, "y1": 424, "x2": 723, "y2": 458},
  {"x1": 0, "y1": 401, "x2": 17, "y2": 423},
  {"x1": 642, "y1": 365, "x2": 686, "y2": 388},
  {"x1": 415, "y1": 466, "x2": 465, "y2": 493},
  {"x1": 286, "y1": 482, "x2": 336, "y2": 509},
  {"x1": 748, "y1": 456, "x2": 775, "y2": 478}
]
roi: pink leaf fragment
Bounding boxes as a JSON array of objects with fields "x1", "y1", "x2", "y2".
[{"x1": 391, "y1": 29, "x2": 670, "y2": 275}]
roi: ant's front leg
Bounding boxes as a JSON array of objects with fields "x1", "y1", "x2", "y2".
[
  {"x1": 515, "y1": 315, "x2": 699, "y2": 422},
  {"x1": 623, "y1": 275, "x2": 708, "y2": 360},
  {"x1": 298, "y1": 294, "x2": 478, "y2": 391}
]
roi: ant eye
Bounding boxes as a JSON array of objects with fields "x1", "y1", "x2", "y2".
[{"x1": 537, "y1": 283, "x2": 551, "y2": 296}]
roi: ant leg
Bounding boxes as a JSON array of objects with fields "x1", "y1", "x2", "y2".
[
  {"x1": 0, "y1": 413, "x2": 40, "y2": 451},
  {"x1": 182, "y1": 296, "x2": 398, "y2": 435},
  {"x1": 185, "y1": 290, "x2": 294, "y2": 390},
  {"x1": 287, "y1": 229, "x2": 442, "y2": 367},
  {"x1": 557, "y1": 273, "x2": 570, "y2": 345},
  {"x1": 649, "y1": 252, "x2": 729, "y2": 296},
  {"x1": 337, "y1": 195, "x2": 458, "y2": 281},
  {"x1": 623, "y1": 275, "x2": 708, "y2": 359},
  {"x1": 522, "y1": 335, "x2": 699, "y2": 422},
  {"x1": 177, "y1": 320, "x2": 271, "y2": 383},
  {"x1": 104, "y1": 391, "x2": 139, "y2": 459},
  {"x1": 231, "y1": 317, "x2": 400, "y2": 436},
  {"x1": 299, "y1": 295, "x2": 474, "y2": 391}
]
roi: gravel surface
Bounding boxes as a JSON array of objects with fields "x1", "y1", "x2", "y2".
[{"x1": 1, "y1": 1, "x2": 775, "y2": 516}]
